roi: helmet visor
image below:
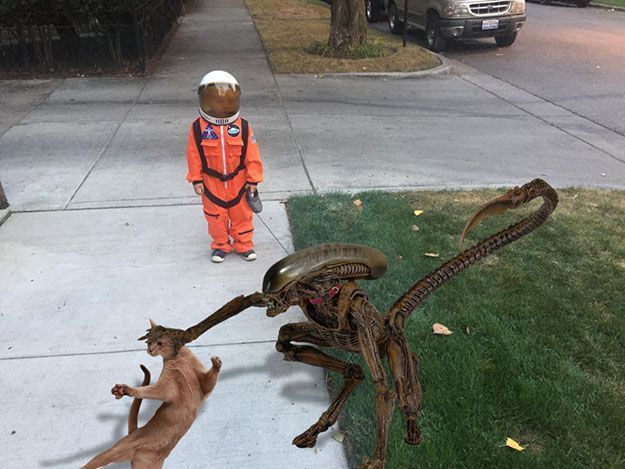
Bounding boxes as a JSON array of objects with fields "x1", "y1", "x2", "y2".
[{"x1": 198, "y1": 83, "x2": 241, "y2": 119}]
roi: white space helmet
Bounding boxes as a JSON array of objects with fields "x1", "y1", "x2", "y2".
[{"x1": 198, "y1": 70, "x2": 241, "y2": 125}]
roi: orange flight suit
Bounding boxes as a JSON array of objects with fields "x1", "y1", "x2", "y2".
[{"x1": 186, "y1": 117, "x2": 263, "y2": 253}]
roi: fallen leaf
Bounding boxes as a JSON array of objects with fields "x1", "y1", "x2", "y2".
[
  {"x1": 413, "y1": 210, "x2": 424, "y2": 216},
  {"x1": 424, "y1": 252, "x2": 439, "y2": 257},
  {"x1": 332, "y1": 430, "x2": 346, "y2": 442},
  {"x1": 396, "y1": 255, "x2": 404, "y2": 260},
  {"x1": 353, "y1": 199, "x2": 362, "y2": 207},
  {"x1": 505, "y1": 437, "x2": 525, "y2": 452},
  {"x1": 432, "y1": 323, "x2": 453, "y2": 335},
  {"x1": 411, "y1": 224, "x2": 420, "y2": 232}
]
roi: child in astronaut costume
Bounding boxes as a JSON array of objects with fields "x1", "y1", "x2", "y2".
[{"x1": 186, "y1": 71, "x2": 263, "y2": 263}]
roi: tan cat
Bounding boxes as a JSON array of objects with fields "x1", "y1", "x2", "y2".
[{"x1": 82, "y1": 320, "x2": 222, "y2": 469}]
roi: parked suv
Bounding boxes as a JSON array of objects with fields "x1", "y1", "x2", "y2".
[{"x1": 384, "y1": 0, "x2": 526, "y2": 51}]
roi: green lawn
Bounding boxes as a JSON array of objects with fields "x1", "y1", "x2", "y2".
[
  {"x1": 286, "y1": 187, "x2": 625, "y2": 468},
  {"x1": 593, "y1": 0, "x2": 625, "y2": 7}
]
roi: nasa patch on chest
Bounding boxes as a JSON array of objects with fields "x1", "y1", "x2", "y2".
[
  {"x1": 227, "y1": 124, "x2": 240, "y2": 137},
  {"x1": 202, "y1": 126, "x2": 218, "y2": 140}
]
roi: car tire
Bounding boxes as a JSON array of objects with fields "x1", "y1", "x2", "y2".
[
  {"x1": 366, "y1": 0, "x2": 383, "y2": 22},
  {"x1": 495, "y1": 31, "x2": 517, "y2": 47},
  {"x1": 388, "y1": 3, "x2": 404, "y2": 35},
  {"x1": 425, "y1": 13, "x2": 446, "y2": 52}
]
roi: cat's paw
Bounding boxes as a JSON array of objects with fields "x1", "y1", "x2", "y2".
[
  {"x1": 211, "y1": 356, "x2": 222, "y2": 370},
  {"x1": 111, "y1": 384, "x2": 132, "y2": 399}
]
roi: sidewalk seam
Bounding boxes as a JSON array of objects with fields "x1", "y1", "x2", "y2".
[
  {"x1": 460, "y1": 75, "x2": 625, "y2": 165},
  {"x1": 0, "y1": 339, "x2": 278, "y2": 361},
  {"x1": 62, "y1": 79, "x2": 150, "y2": 209},
  {"x1": 257, "y1": 208, "x2": 292, "y2": 255},
  {"x1": 0, "y1": 79, "x2": 65, "y2": 141},
  {"x1": 248, "y1": 19, "x2": 318, "y2": 195}
]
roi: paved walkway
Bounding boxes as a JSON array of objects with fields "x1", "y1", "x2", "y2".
[{"x1": 1, "y1": 0, "x2": 625, "y2": 468}]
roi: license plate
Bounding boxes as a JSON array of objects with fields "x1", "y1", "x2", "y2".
[{"x1": 482, "y1": 19, "x2": 499, "y2": 30}]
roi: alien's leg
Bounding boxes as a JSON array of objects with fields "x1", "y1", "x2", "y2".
[
  {"x1": 276, "y1": 322, "x2": 364, "y2": 448},
  {"x1": 387, "y1": 331, "x2": 423, "y2": 445},
  {"x1": 352, "y1": 311, "x2": 396, "y2": 469}
]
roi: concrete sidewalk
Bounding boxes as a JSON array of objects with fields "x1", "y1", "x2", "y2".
[
  {"x1": 2, "y1": 0, "x2": 625, "y2": 468},
  {"x1": 0, "y1": 1, "x2": 343, "y2": 468}
]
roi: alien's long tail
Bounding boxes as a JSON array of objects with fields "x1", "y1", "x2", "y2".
[
  {"x1": 387, "y1": 178, "x2": 558, "y2": 330},
  {"x1": 127, "y1": 364, "x2": 151, "y2": 433}
]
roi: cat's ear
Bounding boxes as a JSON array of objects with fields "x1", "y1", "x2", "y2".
[{"x1": 138, "y1": 319, "x2": 160, "y2": 342}]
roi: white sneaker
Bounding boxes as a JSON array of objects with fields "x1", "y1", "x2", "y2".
[
  {"x1": 239, "y1": 250, "x2": 257, "y2": 261},
  {"x1": 211, "y1": 249, "x2": 227, "y2": 263}
]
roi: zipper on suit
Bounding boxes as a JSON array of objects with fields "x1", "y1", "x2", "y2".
[{"x1": 219, "y1": 126, "x2": 228, "y2": 189}]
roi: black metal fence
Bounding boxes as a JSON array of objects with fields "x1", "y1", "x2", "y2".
[{"x1": 0, "y1": 0, "x2": 182, "y2": 77}]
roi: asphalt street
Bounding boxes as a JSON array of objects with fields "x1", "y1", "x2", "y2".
[
  {"x1": 445, "y1": 3, "x2": 625, "y2": 137},
  {"x1": 374, "y1": 3, "x2": 625, "y2": 137}
]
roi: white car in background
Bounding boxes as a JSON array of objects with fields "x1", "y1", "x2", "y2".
[{"x1": 380, "y1": 0, "x2": 526, "y2": 51}]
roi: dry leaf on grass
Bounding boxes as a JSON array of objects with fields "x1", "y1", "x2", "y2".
[
  {"x1": 332, "y1": 429, "x2": 346, "y2": 442},
  {"x1": 432, "y1": 323, "x2": 452, "y2": 335},
  {"x1": 353, "y1": 199, "x2": 362, "y2": 207},
  {"x1": 411, "y1": 224, "x2": 420, "y2": 232},
  {"x1": 505, "y1": 437, "x2": 525, "y2": 452},
  {"x1": 425, "y1": 252, "x2": 439, "y2": 257},
  {"x1": 413, "y1": 210, "x2": 424, "y2": 216}
]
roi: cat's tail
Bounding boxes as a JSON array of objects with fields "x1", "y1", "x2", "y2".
[{"x1": 128, "y1": 364, "x2": 151, "y2": 433}]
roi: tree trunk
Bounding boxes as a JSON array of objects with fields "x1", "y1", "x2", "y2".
[
  {"x1": 0, "y1": 181, "x2": 9, "y2": 210},
  {"x1": 329, "y1": 0, "x2": 366, "y2": 53}
]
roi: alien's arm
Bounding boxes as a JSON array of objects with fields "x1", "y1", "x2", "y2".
[{"x1": 183, "y1": 292, "x2": 270, "y2": 342}]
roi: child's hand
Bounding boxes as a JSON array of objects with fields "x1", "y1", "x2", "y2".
[{"x1": 193, "y1": 182, "x2": 204, "y2": 195}]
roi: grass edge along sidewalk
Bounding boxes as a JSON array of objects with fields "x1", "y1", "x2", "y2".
[
  {"x1": 286, "y1": 187, "x2": 625, "y2": 468},
  {"x1": 592, "y1": 0, "x2": 625, "y2": 8},
  {"x1": 244, "y1": 0, "x2": 440, "y2": 74}
]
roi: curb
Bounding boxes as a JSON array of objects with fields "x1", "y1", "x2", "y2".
[
  {"x1": 311, "y1": 55, "x2": 451, "y2": 79},
  {"x1": 0, "y1": 208, "x2": 11, "y2": 227}
]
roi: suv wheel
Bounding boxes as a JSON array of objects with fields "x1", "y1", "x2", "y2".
[
  {"x1": 388, "y1": 3, "x2": 403, "y2": 35},
  {"x1": 495, "y1": 31, "x2": 517, "y2": 47},
  {"x1": 425, "y1": 13, "x2": 446, "y2": 52},
  {"x1": 366, "y1": 0, "x2": 382, "y2": 22}
]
